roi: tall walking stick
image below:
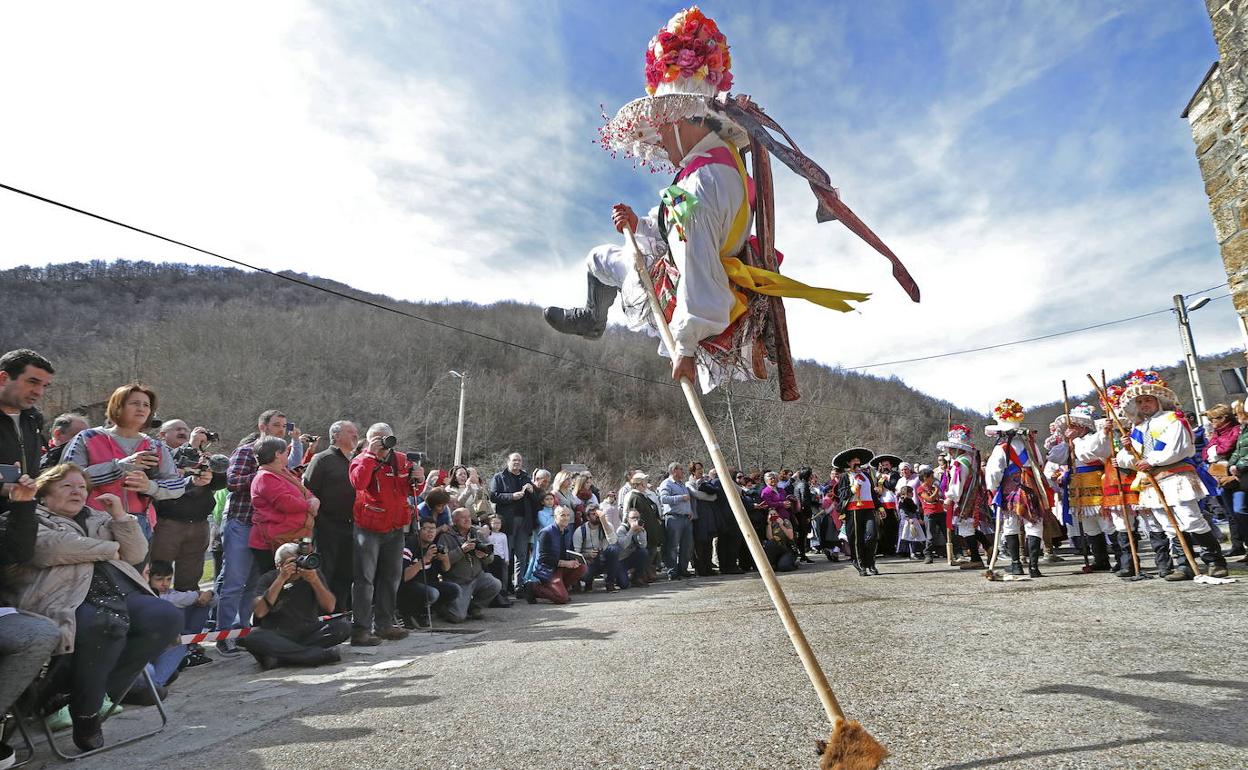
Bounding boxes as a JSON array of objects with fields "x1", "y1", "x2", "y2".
[
  {"x1": 1101, "y1": 370, "x2": 1146, "y2": 580},
  {"x1": 1086, "y1": 375, "x2": 1202, "y2": 575},
  {"x1": 1061, "y1": 381, "x2": 1095, "y2": 574},
  {"x1": 624, "y1": 227, "x2": 886, "y2": 767}
]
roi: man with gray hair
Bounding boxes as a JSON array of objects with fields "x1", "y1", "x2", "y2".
[
  {"x1": 303, "y1": 420, "x2": 359, "y2": 612},
  {"x1": 237, "y1": 543, "x2": 351, "y2": 669},
  {"x1": 489, "y1": 453, "x2": 538, "y2": 592},
  {"x1": 39, "y1": 411, "x2": 88, "y2": 469},
  {"x1": 658, "y1": 461, "x2": 702, "y2": 580},
  {"x1": 437, "y1": 507, "x2": 503, "y2": 620},
  {"x1": 347, "y1": 422, "x2": 414, "y2": 645}
]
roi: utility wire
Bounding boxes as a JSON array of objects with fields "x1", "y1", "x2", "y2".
[
  {"x1": 845, "y1": 294, "x2": 1232, "y2": 370},
  {"x1": 0, "y1": 181, "x2": 1231, "y2": 421}
]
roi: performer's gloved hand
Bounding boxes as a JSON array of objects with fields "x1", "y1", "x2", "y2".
[
  {"x1": 612, "y1": 204, "x2": 638, "y2": 234},
  {"x1": 671, "y1": 355, "x2": 696, "y2": 384}
]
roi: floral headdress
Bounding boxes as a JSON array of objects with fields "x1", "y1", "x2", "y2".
[
  {"x1": 1099, "y1": 384, "x2": 1125, "y2": 413},
  {"x1": 600, "y1": 6, "x2": 747, "y2": 170},
  {"x1": 992, "y1": 399, "x2": 1025, "y2": 424},
  {"x1": 1121, "y1": 369, "x2": 1178, "y2": 415},
  {"x1": 936, "y1": 424, "x2": 976, "y2": 454}
]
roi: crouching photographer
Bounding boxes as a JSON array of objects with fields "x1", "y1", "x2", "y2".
[
  {"x1": 396, "y1": 518, "x2": 460, "y2": 627},
  {"x1": 237, "y1": 542, "x2": 349, "y2": 670},
  {"x1": 436, "y1": 508, "x2": 504, "y2": 620}
]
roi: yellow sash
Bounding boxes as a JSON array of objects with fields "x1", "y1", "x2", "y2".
[{"x1": 714, "y1": 146, "x2": 871, "y2": 322}]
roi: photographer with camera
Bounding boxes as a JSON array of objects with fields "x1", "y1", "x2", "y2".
[
  {"x1": 303, "y1": 420, "x2": 359, "y2": 613},
  {"x1": 152, "y1": 420, "x2": 227, "y2": 592},
  {"x1": 396, "y1": 518, "x2": 459, "y2": 627},
  {"x1": 347, "y1": 423, "x2": 412, "y2": 646},
  {"x1": 63, "y1": 384, "x2": 203, "y2": 541},
  {"x1": 436, "y1": 507, "x2": 504, "y2": 620},
  {"x1": 236, "y1": 542, "x2": 349, "y2": 670},
  {"x1": 40, "y1": 412, "x2": 88, "y2": 470}
]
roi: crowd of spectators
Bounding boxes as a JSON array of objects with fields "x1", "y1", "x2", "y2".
[{"x1": 0, "y1": 345, "x2": 895, "y2": 761}]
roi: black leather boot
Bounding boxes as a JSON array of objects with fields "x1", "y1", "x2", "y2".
[
  {"x1": 1193, "y1": 530, "x2": 1229, "y2": 577},
  {"x1": 1026, "y1": 535, "x2": 1043, "y2": 577},
  {"x1": 1090, "y1": 533, "x2": 1111, "y2": 571},
  {"x1": 1006, "y1": 535, "x2": 1023, "y2": 575},
  {"x1": 1114, "y1": 531, "x2": 1135, "y2": 577},
  {"x1": 1149, "y1": 531, "x2": 1172, "y2": 577},
  {"x1": 543, "y1": 273, "x2": 618, "y2": 339}
]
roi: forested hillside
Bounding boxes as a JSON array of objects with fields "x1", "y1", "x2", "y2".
[{"x1": 3, "y1": 261, "x2": 1242, "y2": 481}]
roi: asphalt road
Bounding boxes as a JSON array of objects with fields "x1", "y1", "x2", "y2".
[{"x1": 29, "y1": 552, "x2": 1248, "y2": 770}]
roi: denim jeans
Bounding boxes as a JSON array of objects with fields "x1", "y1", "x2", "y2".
[
  {"x1": 663, "y1": 514, "x2": 693, "y2": 577},
  {"x1": 584, "y1": 544, "x2": 621, "y2": 588},
  {"x1": 617, "y1": 547, "x2": 648, "y2": 588},
  {"x1": 351, "y1": 527, "x2": 404, "y2": 634},
  {"x1": 216, "y1": 518, "x2": 257, "y2": 630},
  {"x1": 396, "y1": 578, "x2": 461, "y2": 620},
  {"x1": 72, "y1": 592, "x2": 182, "y2": 715},
  {"x1": 446, "y1": 572, "x2": 502, "y2": 620},
  {"x1": 149, "y1": 603, "x2": 211, "y2": 686}
]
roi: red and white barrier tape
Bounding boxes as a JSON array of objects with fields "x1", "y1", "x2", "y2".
[{"x1": 179, "y1": 613, "x2": 347, "y2": 645}]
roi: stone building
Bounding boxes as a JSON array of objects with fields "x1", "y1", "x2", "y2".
[{"x1": 1185, "y1": 1, "x2": 1248, "y2": 349}]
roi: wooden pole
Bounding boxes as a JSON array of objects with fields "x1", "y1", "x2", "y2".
[
  {"x1": 624, "y1": 226, "x2": 848, "y2": 727},
  {"x1": 1102, "y1": 370, "x2": 1141, "y2": 576},
  {"x1": 1085, "y1": 375, "x2": 1202, "y2": 574}
]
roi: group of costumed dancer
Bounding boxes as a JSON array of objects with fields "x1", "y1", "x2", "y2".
[{"x1": 826, "y1": 372, "x2": 1232, "y2": 584}]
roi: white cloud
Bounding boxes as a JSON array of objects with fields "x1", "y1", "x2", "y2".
[{"x1": 0, "y1": 0, "x2": 1237, "y2": 416}]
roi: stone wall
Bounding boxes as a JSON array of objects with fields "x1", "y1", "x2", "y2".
[{"x1": 1187, "y1": 1, "x2": 1248, "y2": 331}]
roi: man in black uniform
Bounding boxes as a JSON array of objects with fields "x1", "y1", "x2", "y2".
[{"x1": 834, "y1": 448, "x2": 881, "y2": 577}]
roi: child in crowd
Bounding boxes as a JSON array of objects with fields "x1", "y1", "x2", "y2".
[
  {"x1": 896, "y1": 485, "x2": 928, "y2": 560},
  {"x1": 484, "y1": 514, "x2": 510, "y2": 601},
  {"x1": 140, "y1": 560, "x2": 215, "y2": 701}
]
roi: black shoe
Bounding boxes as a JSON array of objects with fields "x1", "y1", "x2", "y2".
[
  {"x1": 923, "y1": 554, "x2": 934, "y2": 564},
  {"x1": 489, "y1": 595, "x2": 514, "y2": 608},
  {"x1": 1028, "y1": 567, "x2": 1043, "y2": 578},
  {"x1": 350, "y1": 630, "x2": 382, "y2": 646},
  {"x1": 1007, "y1": 563, "x2": 1024, "y2": 576},
  {"x1": 868, "y1": 566, "x2": 880, "y2": 576},
  {"x1": 183, "y1": 650, "x2": 213, "y2": 668},
  {"x1": 542, "y1": 275, "x2": 617, "y2": 339},
  {"x1": 467, "y1": 605, "x2": 485, "y2": 619},
  {"x1": 0, "y1": 743, "x2": 14, "y2": 769},
  {"x1": 71, "y1": 713, "x2": 103, "y2": 752},
  {"x1": 857, "y1": 567, "x2": 868, "y2": 577}
]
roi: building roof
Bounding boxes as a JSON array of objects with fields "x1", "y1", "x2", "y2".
[{"x1": 1181, "y1": 61, "x2": 1220, "y2": 119}]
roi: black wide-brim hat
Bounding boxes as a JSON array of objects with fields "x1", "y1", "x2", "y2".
[
  {"x1": 870, "y1": 453, "x2": 902, "y2": 468},
  {"x1": 833, "y1": 447, "x2": 874, "y2": 470}
]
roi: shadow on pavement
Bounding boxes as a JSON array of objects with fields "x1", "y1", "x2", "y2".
[{"x1": 931, "y1": 669, "x2": 1248, "y2": 769}]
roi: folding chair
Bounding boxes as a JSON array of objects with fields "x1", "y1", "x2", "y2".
[
  {"x1": 2, "y1": 710, "x2": 35, "y2": 768},
  {"x1": 38, "y1": 666, "x2": 169, "y2": 761}
]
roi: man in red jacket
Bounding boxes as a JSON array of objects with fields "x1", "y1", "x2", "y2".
[{"x1": 348, "y1": 423, "x2": 413, "y2": 646}]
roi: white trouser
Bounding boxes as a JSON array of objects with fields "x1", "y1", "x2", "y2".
[
  {"x1": 1148, "y1": 500, "x2": 1210, "y2": 536},
  {"x1": 1110, "y1": 507, "x2": 1157, "y2": 535},
  {"x1": 586, "y1": 243, "x2": 634, "y2": 289},
  {"x1": 1000, "y1": 511, "x2": 1045, "y2": 537},
  {"x1": 1070, "y1": 509, "x2": 1111, "y2": 536},
  {"x1": 956, "y1": 518, "x2": 976, "y2": 537}
]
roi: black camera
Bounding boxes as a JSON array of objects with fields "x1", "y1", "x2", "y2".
[
  {"x1": 404, "y1": 451, "x2": 426, "y2": 465},
  {"x1": 381, "y1": 435, "x2": 398, "y2": 450},
  {"x1": 434, "y1": 544, "x2": 447, "y2": 555},
  {"x1": 204, "y1": 430, "x2": 220, "y2": 443},
  {"x1": 295, "y1": 537, "x2": 321, "y2": 570},
  {"x1": 471, "y1": 539, "x2": 494, "y2": 555}
]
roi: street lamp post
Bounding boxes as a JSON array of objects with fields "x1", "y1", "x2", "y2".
[
  {"x1": 449, "y1": 370, "x2": 467, "y2": 466},
  {"x1": 1173, "y1": 294, "x2": 1211, "y2": 427}
]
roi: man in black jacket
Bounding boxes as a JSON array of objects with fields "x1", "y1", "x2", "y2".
[
  {"x1": 834, "y1": 447, "x2": 881, "y2": 577},
  {"x1": 303, "y1": 420, "x2": 360, "y2": 612},
  {"x1": 490, "y1": 453, "x2": 535, "y2": 591},
  {"x1": 0, "y1": 349, "x2": 52, "y2": 516}
]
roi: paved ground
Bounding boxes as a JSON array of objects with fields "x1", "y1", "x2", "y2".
[{"x1": 22, "y1": 552, "x2": 1248, "y2": 770}]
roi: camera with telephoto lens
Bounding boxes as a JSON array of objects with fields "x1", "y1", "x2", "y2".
[
  {"x1": 381, "y1": 435, "x2": 398, "y2": 450},
  {"x1": 295, "y1": 537, "x2": 321, "y2": 570},
  {"x1": 469, "y1": 534, "x2": 494, "y2": 556}
]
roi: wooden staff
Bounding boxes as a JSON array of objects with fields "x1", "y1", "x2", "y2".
[
  {"x1": 1085, "y1": 374, "x2": 1202, "y2": 574},
  {"x1": 1102, "y1": 369, "x2": 1142, "y2": 577},
  {"x1": 1062, "y1": 380, "x2": 1093, "y2": 572},
  {"x1": 624, "y1": 226, "x2": 885, "y2": 764}
]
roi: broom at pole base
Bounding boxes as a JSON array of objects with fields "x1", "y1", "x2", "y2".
[{"x1": 816, "y1": 720, "x2": 890, "y2": 770}]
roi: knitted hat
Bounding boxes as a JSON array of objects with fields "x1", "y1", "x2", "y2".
[{"x1": 599, "y1": 7, "x2": 748, "y2": 169}]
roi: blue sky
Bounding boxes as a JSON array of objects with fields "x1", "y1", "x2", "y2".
[{"x1": 0, "y1": 0, "x2": 1237, "y2": 410}]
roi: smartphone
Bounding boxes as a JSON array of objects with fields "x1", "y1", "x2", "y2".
[
  {"x1": 286, "y1": 421, "x2": 295, "y2": 432},
  {"x1": 0, "y1": 464, "x2": 21, "y2": 483}
]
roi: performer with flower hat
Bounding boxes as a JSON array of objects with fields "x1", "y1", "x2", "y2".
[
  {"x1": 1113, "y1": 370, "x2": 1229, "y2": 581},
  {"x1": 1046, "y1": 403, "x2": 1114, "y2": 571},
  {"x1": 984, "y1": 399, "x2": 1052, "y2": 578},
  {"x1": 937, "y1": 425, "x2": 985, "y2": 570},
  {"x1": 544, "y1": 6, "x2": 917, "y2": 399},
  {"x1": 1098, "y1": 384, "x2": 1170, "y2": 577}
]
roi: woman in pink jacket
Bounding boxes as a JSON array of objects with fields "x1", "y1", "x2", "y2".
[
  {"x1": 248, "y1": 437, "x2": 319, "y2": 568},
  {"x1": 759, "y1": 471, "x2": 793, "y2": 521}
]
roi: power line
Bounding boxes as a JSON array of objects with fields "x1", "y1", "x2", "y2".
[
  {"x1": 0, "y1": 180, "x2": 1231, "y2": 422},
  {"x1": 845, "y1": 294, "x2": 1232, "y2": 370},
  {"x1": 0, "y1": 181, "x2": 947, "y2": 422}
]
